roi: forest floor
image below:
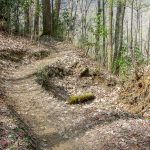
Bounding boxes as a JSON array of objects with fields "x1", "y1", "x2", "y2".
[{"x1": 0, "y1": 32, "x2": 150, "y2": 150}]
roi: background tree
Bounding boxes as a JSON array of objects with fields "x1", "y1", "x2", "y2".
[
  {"x1": 113, "y1": 0, "x2": 126, "y2": 74},
  {"x1": 42, "y1": 0, "x2": 51, "y2": 35},
  {"x1": 107, "y1": 0, "x2": 113, "y2": 72}
]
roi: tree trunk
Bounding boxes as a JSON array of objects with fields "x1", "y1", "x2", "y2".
[
  {"x1": 102, "y1": 0, "x2": 106, "y2": 66},
  {"x1": 42, "y1": 0, "x2": 51, "y2": 35},
  {"x1": 24, "y1": 5, "x2": 30, "y2": 34},
  {"x1": 53, "y1": 0, "x2": 61, "y2": 35},
  {"x1": 147, "y1": 17, "x2": 150, "y2": 65},
  {"x1": 54, "y1": 0, "x2": 61, "y2": 21},
  {"x1": 34, "y1": 0, "x2": 40, "y2": 39},
  {"x1": 113, "y1": 0, "x2": 126, "y2": 74},
  {"x1": 130, "y1": 0, "x2": 135, "y2": 68},
  {"x1": 107, "y1": 0, "x2": 113, "y2": 72},
  {"x1": 95, "y1": 0, "x2": 102, "y2": 62},
  {"x1": 14, "y1": 2, "x2": 20, "y2": 33}
]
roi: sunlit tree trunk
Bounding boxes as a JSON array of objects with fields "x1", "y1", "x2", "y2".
[
  {"x1": 130, "y1": 0, "x2": 135, "y2": 68},
  {"x1": 113, "y1": 0, "x2": 126, "y2": 74},
  {"x1": 140, "y1": 13, "x2": 143, "y2": 53},
  {"x1": 147, "y1": 17, "x2": 150, "y2": 65},
  {"x1": 107, "y1": 0, "x2": 113, "y2": 72},
  {"x1": 102, "y1": 0, "x2": 106, "y2": 66},
  {"x1": 54, "y1": 0, "x2": 61, "y2": 21},
  {"x1": 95, "y1": 0, "x2": 102, "y2": 62},
  {"x1": 53, "y1": 0, "x2": 61, "y2": 35}
]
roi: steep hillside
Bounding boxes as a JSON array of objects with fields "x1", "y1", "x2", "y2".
[{"x1": 0, "y1": 32, "x2": 150, "y2": 150}]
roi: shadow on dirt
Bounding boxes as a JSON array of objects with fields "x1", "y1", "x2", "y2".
[
  {"x1": 39, "y1": 110, "x2": 139, "y2": 149},
  {"x1": 36, "y1": 66, "x2": 71, "y2": 101},
  {"x1": 42, "y1": 80, "x2": 69, "y2": 100}
]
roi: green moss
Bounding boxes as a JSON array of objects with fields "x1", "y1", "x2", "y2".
[{"x1": 68, "y1": 93, "x2": 95, "y2": 104}]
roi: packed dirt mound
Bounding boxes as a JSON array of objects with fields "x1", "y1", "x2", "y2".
[
  {"x1": 70, "y1": 61, "x2": 118, "y2": 86},
  {"x1": 118, "y1": 66, "x2": 150, "y2": 118},
  {"x1": 35, "y1": 55, "x2": 120, "y2": 106}
]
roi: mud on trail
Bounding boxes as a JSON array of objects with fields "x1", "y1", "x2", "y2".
[{"x1": 0, "y1": 32, "x2": 150, "y2": 150}]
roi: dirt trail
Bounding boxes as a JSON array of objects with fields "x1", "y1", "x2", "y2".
[{"x1": 1, "y1": 35, "x2": 150, "y2": 150}]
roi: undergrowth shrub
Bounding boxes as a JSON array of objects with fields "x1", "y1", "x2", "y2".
[
  {"x1": 36, "y1": 66, "x2": 70, "y2": 89},
  {"x1": 31, "y1": 50, "x2": 51, "y2": 60},
  {"x1": 36, "y1": 66, "x2": 50, "y2": 88}
]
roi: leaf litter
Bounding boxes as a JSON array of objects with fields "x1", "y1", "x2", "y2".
[{"x1": 0, "y1": 31, "x2": 149, "y2": 150}]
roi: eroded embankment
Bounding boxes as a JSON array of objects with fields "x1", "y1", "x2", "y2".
[{"x1": 118, "y1": 66, "x2": 150, "y2": 118}]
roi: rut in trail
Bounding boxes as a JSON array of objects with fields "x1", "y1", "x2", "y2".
[{"x1": 3, "y1": 38, "x2": 150, "y2": 150}]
